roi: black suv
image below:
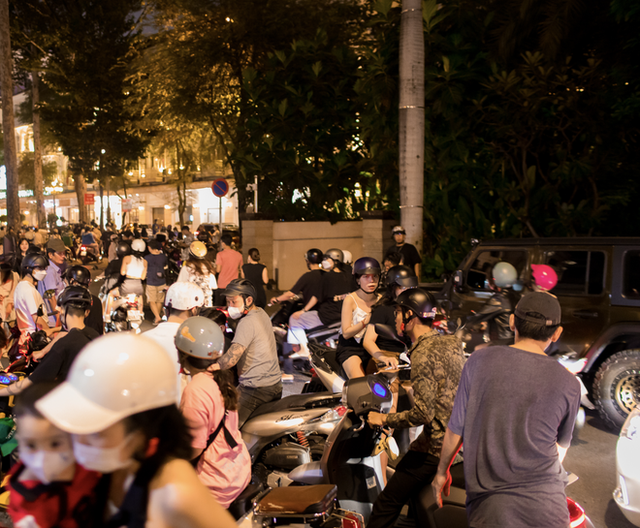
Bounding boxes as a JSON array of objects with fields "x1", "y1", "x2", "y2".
[{"x1": 437, "y1": 237, "x2": 640, "y2": 430}]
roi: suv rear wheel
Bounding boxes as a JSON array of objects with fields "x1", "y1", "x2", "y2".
[{"x1": 593, "y1": 349, "x2": 640, "y2": 430}]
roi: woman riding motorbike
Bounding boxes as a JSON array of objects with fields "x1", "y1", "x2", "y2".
[
  {"x1": 178, "y1": 241, "x2": 217, "y2": 307},
  {"x1": 35, "y1": 333, "x2": 237, "y2": 528},
  {"x1": 119, "y1": 238, "x2": 147, "y2": 300}
]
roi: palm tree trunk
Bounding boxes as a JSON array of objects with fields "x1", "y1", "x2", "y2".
[
  {"x1": 0, "y1": 0, "x2": 20, "y2": 229},
  {"x1": 398, "y1": 0, "x2": 425, "y2": 253},
  {"x1": 32, "y1": 69, "x2": 46, "y2": 228}
]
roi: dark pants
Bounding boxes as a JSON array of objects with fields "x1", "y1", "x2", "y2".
[
  {"x1": 237, "y1": 381, "x2": 283, "y2": 427},
  {"x1": 368, "y1": 451, "x2": 440, "y2": 528}
]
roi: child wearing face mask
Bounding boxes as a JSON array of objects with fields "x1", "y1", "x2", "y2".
[{"x1": 8, "y1": 382, "x2": 104, "y2": 528}]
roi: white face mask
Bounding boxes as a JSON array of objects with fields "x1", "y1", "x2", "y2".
[
  {"x1": 227, "y1": 306, "x2": 245, "y2": 320},
  {"x1": 32, "y1": 270, "x2": 47, "y2": 282},
  {"x1": 321, "y1": 259, "x2": 332, "y2": 270},
  {"x1": 72, "y1": 434, "x2": 134, "y2": 473},
  {"x1": 20, "y1": 449, "x2": 75, "y2": 484}
]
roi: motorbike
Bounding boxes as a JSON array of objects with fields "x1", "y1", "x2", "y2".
[
  {"x1": 163, "y1": 241, "x2": 182, "y2": 285},
  {"x1": 79, "y1": 243, "x2": 101, "y2": 267},
  {"x1": 241, "y1": 391, "x2": 345, "y2": 490},
  {"x1": 103, "y1": 291, "x2": 144, "y2": 333}
]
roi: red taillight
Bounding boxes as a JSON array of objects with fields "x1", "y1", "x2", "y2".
[
  {"x1": 335, "y1": 405, "x2": 348, "y2": 417},
  {"x1": 341, "y1": 513, "x2": 363, "y2": 528},
  {"x1": 567, "y1": 498, "x2": 586, "y2": 528}
]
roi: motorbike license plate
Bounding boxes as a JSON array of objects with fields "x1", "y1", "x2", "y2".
[
  {"x1": 128, "y1": 310, "x2": 142, "y2": 320},
  {"x1": 80, "y1": 249, "x2": 87, "y2": 256}
]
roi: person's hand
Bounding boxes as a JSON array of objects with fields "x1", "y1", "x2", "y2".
[
  {"x1": 269, "y1": 297, "x2": 279, "y2": 305},
  {"x1": 363, "y1": 313, "x2": 372, "y2": 325},
  {"x1": 207, "y1": 363, "x2": 221, "y2": 372},
  {"x1": 378, "y1": 355, "x2": 399, "y2": 369},
  {"x1": 432, "y1": 471, "x2": 452, "y2": 508},
  {"x1": 291, "y1": 310, "x2": 304, "y2": 320},
  {"x1": 367, "y1": 412, "x2": 386, "y2": 427}
]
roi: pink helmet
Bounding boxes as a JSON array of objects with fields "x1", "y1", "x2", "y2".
[{"x1": 531, "y1": 264, "x2": 557, "y2": 291}]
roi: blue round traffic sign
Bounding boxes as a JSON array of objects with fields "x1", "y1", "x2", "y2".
[{"x1": 212, "y1": 178, "x2": 229, "y2": 198}]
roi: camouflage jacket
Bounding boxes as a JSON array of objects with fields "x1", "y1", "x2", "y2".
[{"x1": 385, "y1": 331, "x2": 465, "y2": 457}]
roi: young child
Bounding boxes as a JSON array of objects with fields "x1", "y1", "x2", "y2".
[
  {"x1": 8, "y1": 382, "x2": 103, "y2": 528},
  {"x1": 145, "y1": 239, "x2": 168, "y2": 325}
]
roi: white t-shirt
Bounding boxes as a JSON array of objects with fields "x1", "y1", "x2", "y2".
[
  {"x1": 14, "y1": 280, "x2": 46, "y2": 334},
  {"x1": 143, "y1": 321, "x2": 184, "y2": 401},
  {"x1": 177, "y1": 265, "x2": 217, "y2": 307}
]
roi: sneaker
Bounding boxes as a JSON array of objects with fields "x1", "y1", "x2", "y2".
[{"x1": 282, "y1": 373, "x2": 295, "y2": 383}]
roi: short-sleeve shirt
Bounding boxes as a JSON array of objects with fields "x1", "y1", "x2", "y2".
[
  {"x1": 38, "y1": 261, "x2": 66, "y2": 326},
  {"x1": 180, "y1": 373, "x2": 251, "y2": 508},
  {"x1": 290, "y1": 269, "x2": 323, "y2": 303},
  {"x1": 385, "y1": 243, "x2": 421, "y2": 270},
  {"x1": 447, "y1": 346, "x2": 581, "y2": 528},
  {"x1": 30, "y1": 327, "x2": 100, "y2": 384},
  {"x1": 216, "y1": 249, "x2": 244, "y2": 288},
  {"x1": 144, "y1": 253, "x2": 167, "y2": 286},
  {"x1": 232, "y1": 308, "x2": 281, "y2": 388},
  {"x1": 317, "y1": 271, "x2": 352, "y2": 326},
  {"x1": 14, "y1": 281, "x2": 46, "y2": 334}
]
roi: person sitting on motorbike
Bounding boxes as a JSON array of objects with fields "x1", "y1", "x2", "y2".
[
  {"x1": 465, "y1": 261, "x2": 517, "y2": 347},
  {"x1": 175, "y1": 317, "x2": 251, "y2": 508},
  {"x1": 367, "y1": 289, "x2": 465, "y2": 528},
  {"x1": 65, "y1": 264, "x2": 103, "y2": 335},
  {"x1": 363, "y1": 265, "x2": 416, "y2": 368},
  {"x1": 0, "y1": 285, "x2": 98, "y2": 398},
  {"x1": 287, "y1": 248, "x2": 351, "y2": 359},
  {"x1": 8, "y1": 382, "x2": 103, "y2": 528},
  {"x1": 37, "y1": 238, "x2": 69, "y2": 327},
  {"x1": 35, "y1": 333, "x2": 237, "y2": 528},
  {"x1": 178, "y1": 241, "x2": 217, "y2": 308},
  {"x1": 119, "y1": 238, "x2": 147, "y2": 300},
  {"x1": 80, "y1": 227, "x2": 100, "y2": 258},
  {"x1": 336, "y1": 257, "x2": 382, "y2": 378},
  {"x1": 214, "y1": 279, "x2": 282, "y2": 426},
  {"x1": 13, "y1": 253, "x2": 60, "y2": 346}
]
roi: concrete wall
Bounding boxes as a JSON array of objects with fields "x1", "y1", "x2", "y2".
[{"x1": 241, "y1": 213, "x2": 397, "y2": 291}]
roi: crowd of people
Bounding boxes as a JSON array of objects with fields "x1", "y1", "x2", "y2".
[{"x1": 0, "y1": 220, "x2": 581, "y2": 528}]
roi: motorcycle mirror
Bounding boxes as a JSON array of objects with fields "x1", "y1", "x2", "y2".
[{"x1": 374, "y1": 324, "x2": 402, "y2": 343}]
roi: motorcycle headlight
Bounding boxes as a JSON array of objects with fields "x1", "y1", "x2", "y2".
[{"x1": 620, "y1": 407, "x2": 640, "y2": 441}]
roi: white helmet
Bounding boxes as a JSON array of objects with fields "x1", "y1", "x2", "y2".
[
  {"x1": 164, "y1": 281, "x2": 205, "y2": 311},
  {"x1": 342, "y1": 250, "x2": 353, "y2": 265},
  {"x1": 131, "y1": 239, "x2": 146, "y2": 253},
  {"x1": 35, "y1": 334, "x2": 178, "y2": 435}
]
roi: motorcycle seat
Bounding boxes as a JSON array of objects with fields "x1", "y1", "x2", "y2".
[
  {"x1": 254, "y1": 484, "x2": 337, "y2": 516},
  {"x1": 305, "y1": 322, "x2": 341, "y2": 335},
  {"x1": 228, "y1": 483, "x2": 262, "y2": 520},
  {"x1": 246, "y1": 392, "x2": 340, "y2": 421}
]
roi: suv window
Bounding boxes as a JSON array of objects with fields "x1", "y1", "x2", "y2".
[
  {"x1": 623, "y1": 250, "x2": 640, "y2": 298},
  {"x1": 466, "y1": 250, "x2": 527, "y2": 290},
  {"x1": 544, "y1": 250, "x2": 605, "y2": 295}
]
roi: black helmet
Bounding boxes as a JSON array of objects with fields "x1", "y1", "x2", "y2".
[
  {"x1": 223, "y1": 278, "x2": 257, "y2": 300},
  {"x1": 395, "y1": 288, "x2": 437, "y2": 321},
  {"x1": 116, "y1": 241, "x2": 132, "y2": 259},
  {"x1": 65, "y1": 265, "x2": 91, "y2": 286},
  {"x1": 57, "y1": 285, "x2": 93, "y2": 309},
  {"x1": 386, "y1": 265, "x2": 418, "y2": 288},
  {"x1": 305, "y1": 248, "x2": 324, "y2": 264},
  {"x1": 21, "y1": 253, "x2": 48, "y2": 273},
  {"x1": 353, "y1": 257, "x2": 381, "y2": 277},
  {"x1": 324, "y1": 248, "x2": 344, "y2": 263}
]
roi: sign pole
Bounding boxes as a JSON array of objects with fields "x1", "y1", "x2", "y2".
[
  {"x1": 254, "y1": 175, "x2": 258, "y2": 214},
  {"x1": 211, "y1": 178, "x2": 229, "y2": 239},
  {"x1": 219, "y1": 196, "x2": 222, "y2": 239}
]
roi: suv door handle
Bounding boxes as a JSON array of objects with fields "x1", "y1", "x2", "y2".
[{"x1": 573, "y1": 310, "x2": 599, "y2": 319}]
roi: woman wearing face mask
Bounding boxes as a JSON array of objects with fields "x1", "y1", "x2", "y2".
[
  {"x1": 8, "y1": 382, "x2": 104, "y2": 528},
  {"x1": 336, "y1": 258, "x2": 383, "y2": 379},
  {"x1": 35, "y1": 333, "x2": 237, "y2": 528},
  {"x1": 175, "y1": 317, "x2": 251, "y2": 507},
  {"x1": 177, "y1": 241, "x2": 217, "y2": 307}
]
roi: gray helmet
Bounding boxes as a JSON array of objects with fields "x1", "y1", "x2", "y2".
[
  {"x1": 324, "y1": 248, "x2": 344, "y2": 263},
  {"x1": 174, "y1": 316, "x2": 225, "y2": 360}
]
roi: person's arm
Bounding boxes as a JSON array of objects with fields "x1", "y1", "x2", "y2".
[
  {"x1": 291, "y1": 295, "x2": 318, "y2": 320},
  {"x1": 141, "y1": 260, "x2": 148, "y2": 281},
  {"x1": 31, "y1": 330, "x2": 67, "y2": 360},
  {"x1": 35, "y1": 312, "x2": 60, "y2": 336},
  {"x1": 432, "y1": 428, "x2": 463, "y2": 507},
  {"x1": 262, "y1": 266, "x2": 269, "y2": 285},
  {"x1": 414, "y1": 263, "x2": 421, "y2": 282},
  {"x1": 120, "y1": 256, "x2": 129, "y2": 276},
  {"x1": 213, "y1": 342, "x2": 247, "y2": 370},
  {"x1": 0, "y1": 377, "x2": 33, "y2": 398},
  {"x1": 150, "y1": 458, "x2": 237, "y2": 528},
  {"x1": 271, "y1": 290, "x2": 294, "y2": 305}
]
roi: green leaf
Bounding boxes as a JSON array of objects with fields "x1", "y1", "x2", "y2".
[
  {"x1": 278, "y1": 98, "x2": 288, "y2": 117},
  {"x1": 312, "y1": 61, "x2": 322, "y2": 77}
]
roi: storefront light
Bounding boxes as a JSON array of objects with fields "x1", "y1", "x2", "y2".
[{"x1": 164, "y1": 205, "x2": 171, "y2": 209}]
